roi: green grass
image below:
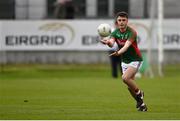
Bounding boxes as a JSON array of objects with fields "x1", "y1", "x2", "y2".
[{"x1": 0, "y1": 64, "x2": 180, "y2": 120}]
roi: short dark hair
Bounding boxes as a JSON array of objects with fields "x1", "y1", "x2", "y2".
[{"x1": 115, "y1": 11, "x2": 128, "y2": 19}]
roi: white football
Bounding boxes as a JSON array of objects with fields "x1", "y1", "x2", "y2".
[{"x1": 97, "y1": 23, "x2": 111, "y2": 37}]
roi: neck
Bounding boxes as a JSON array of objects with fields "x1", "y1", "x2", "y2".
[{"x1": 120, "y1": 26, "x2": 127, "y2": 32}]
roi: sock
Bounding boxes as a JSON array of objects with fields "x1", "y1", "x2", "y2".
[{"x1": 135, "y1": 89, "x2": 141, "y2": 95}]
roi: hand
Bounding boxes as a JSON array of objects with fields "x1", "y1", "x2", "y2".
[
  {"x1": 100, "y1": 39, "x2": 107, "y2": 44},
  {"x1": 99, "y1": 37, "x2": 109, "y2": 45},
  {"x1": 109, "y1": 51, "x2": 119, "y2": 56}
]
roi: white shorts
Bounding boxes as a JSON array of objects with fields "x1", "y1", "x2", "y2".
[{"x1": 121, "y1": 61, "x2": 143, "y2": 74}]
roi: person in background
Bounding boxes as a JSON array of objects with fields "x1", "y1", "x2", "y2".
[
  {"x1": 54, "y1": 0, "x2": 75, "y2": 19},
  {"x1": 108, "y1": 42, "x2": 122, "y2": 78},
  {"x1": 64, "y1": 0, "x2": 75, "y2": 19}
]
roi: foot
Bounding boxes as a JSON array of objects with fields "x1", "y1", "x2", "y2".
[
  {"x1": 136, "y1": 91, "x2": 144, "y2": 108},
  {"x1": 138, "y1": 103, "x2": 148, "y2": 112},
  {"x1": 136, "y1": 91, "x2": 148, "y2": 111}
]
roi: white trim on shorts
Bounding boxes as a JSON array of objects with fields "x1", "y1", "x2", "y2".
[{"x1": 121, "y1": 61, "x2": 143, "y2": 74}]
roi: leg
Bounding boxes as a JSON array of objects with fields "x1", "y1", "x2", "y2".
[
  {"x1": 112, "y1": 56, "x2": 118, "y2": 78},
  {"x1": 122, "y1": 66, "x2": 139, "y2": 93},
  {"x1": 128, "y1": 87, "x2": 137, "y2": 101},
  {"x1": 109, "y1": 51, "x2": 118, "y2": 78},
  {"x1": 121, "y1": 64, "x2": 147, "y2": 111},
  {"x1": 127, "y1": 72, "x2": 137, "y2": 101},
  {"x1": 118, "y1": 56, "x2": 122, "y2": 75}
]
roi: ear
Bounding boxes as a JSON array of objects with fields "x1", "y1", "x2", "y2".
[{"x1": 115, "y1": 21, "x2": 118, "y2": 26}]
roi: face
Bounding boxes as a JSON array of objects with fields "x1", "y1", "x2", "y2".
[{"x1": 116, "y1": 16, "x2": 128, "y2": 29}]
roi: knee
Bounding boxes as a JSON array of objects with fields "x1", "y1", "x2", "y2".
[{"x1": 122, "y1": 74, "x2": 129, "y2": 84}]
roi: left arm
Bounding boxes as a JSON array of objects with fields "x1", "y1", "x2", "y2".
[{"x1": 109, "y1": 40, "x2": 132, "y2": 56}]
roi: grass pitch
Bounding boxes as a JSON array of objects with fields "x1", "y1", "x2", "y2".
[{"x1": 0, "y1": 64, "x2": 180, "y2": 120}]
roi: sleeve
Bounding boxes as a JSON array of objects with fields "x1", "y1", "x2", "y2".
[{"x1": 128, "y1": 29, "x2": 137, "y2": 43}]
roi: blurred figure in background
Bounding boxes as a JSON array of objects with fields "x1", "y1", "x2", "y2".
[
  {"x1": 54, "y1": 0, "x2": 75, "y2": 19},
  {"x1": 108, "y1": 42, "x2": 122, "y2": 78}
]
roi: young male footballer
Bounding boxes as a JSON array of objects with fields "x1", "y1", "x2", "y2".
[{"x1": 100, "y1": 11, "x2": 147, "y2": 111}]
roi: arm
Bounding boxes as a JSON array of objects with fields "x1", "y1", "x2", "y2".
[
  {"x1": 100, "y1": 37, "x2": 115, "y2": 48},
  {"x1": 109, "y1": 40, "x2": 132, "y2": 56}
]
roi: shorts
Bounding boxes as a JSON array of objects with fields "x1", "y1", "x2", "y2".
[{"x1": 121, "y1": 61, "x2": 143, "y2": 74}]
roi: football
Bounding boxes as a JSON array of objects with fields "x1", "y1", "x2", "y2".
[{"x1": 97, "y1": 23, "x2": 111, "y2": 37}]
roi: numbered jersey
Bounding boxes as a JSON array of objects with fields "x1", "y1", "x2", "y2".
[{"x1": 110, "y1": 26, "x2": 142, "y2": 63}]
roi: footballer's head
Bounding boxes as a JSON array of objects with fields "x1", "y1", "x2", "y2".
[
  {"x1": 115, "y1": 11, "x2": 128, "y2": 19},
  {"x1": 115, "y1": 11, "x2": 128, "y2": 30}
]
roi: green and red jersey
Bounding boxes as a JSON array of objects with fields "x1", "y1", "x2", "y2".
[{"x1": 110, "y1": 26, "x2": 142, "y2": 63}]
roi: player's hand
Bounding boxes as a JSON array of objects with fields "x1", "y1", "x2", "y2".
[
  {"x1": 100, "y1": 39, "x2": 107, "y2": 44},
  {"x1": 99, "y1": 37, "x2": 108, "y2": 45},
  {"x1": 109, "y1": 51, "x2": 119, "y2": 56}
]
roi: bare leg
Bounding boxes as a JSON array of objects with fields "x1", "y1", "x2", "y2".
[
  {"x1": 122, "y1": 66, "x2": 139, "y2": 93},
  {"x1": 122, "y1": 66, "x2": 147, "y2": 111},
  {"x1": 128, "y1": 87, "x2": 137, "y2": 101}
]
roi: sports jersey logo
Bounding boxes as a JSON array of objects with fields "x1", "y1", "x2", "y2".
[{"x1": 116, "y1": 33, "x2": 129, "y2": 40}]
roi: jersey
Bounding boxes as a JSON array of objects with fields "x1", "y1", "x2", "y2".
[{"x1": 110, "y1": 26, "x2": 142, "y2": 63}]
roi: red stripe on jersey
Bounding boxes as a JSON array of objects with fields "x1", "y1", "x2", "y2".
[
  {"x1": 128, "y1": 26, "x2": 137, "y2": 43},
  {"x1": 131, "y1": 41, "x2": 142, "y2": 58},
  {"x1": 128, "y1": 26, "x2": 142, "y2": 58}
]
